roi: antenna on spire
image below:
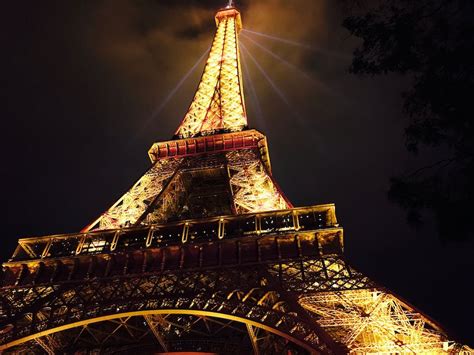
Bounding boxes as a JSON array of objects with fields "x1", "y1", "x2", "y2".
[{"x1": 227, "y1": 0, "x2": 234, "y2": 8}]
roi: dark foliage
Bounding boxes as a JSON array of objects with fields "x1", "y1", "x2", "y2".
[{"x1": 343, "y1": 0, "x2": 474, "y2": 241}]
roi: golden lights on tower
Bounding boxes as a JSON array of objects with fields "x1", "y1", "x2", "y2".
[
  {"x1": 175, "y1": 7, "x2": 247, "y2": 138},
  {"x1": 1, "y1": 3, "x2": 472, "y2": 354}
]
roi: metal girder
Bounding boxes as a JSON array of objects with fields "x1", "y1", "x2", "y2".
[
  {"x1": 144, "y1": 314, "x2": 169, "y2": 352},
  {"x1": 299, "y1": 289, "x2": 457, "y2": 354},
  {"x1": 84, "y1": 158, "x2": 182, "y2": 231},
  {"x1": 25, "y1": 313, "x2": 61, "y2": 354},
  {"x1": 227, "y1": 150, "x2": 291, "y2": 213},
  {"x1": 0, "y1": 227, "x2": 467, "y2": 355},
  {"x1": 246, "y1": 324, "x2": 260, "y2": 355},
  {"x1": 175, "y1": 8, "x2": 246, "y2": 138},
  {"x1": 34, "y1": 336, "x2": 56, "y2": 355},
  {"x1": 2, "y1": 256, "x2": 364, "y2": 353},
  {"x1": 19, "y1": 313, "x2": 295, "y2": 354},
  {"x1": 79, "y1": 146, "x2": 293, "y2": 236}
]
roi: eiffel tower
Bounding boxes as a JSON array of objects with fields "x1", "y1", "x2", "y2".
[{"x1": 0, "y1": 3, "x2": 471, "y2": 354}]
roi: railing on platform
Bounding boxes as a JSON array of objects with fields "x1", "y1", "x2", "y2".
[{"x1": 9, "y1": 204, "x2": 338, "y2": 262}]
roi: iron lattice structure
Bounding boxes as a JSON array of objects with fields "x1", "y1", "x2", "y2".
[
  {"x1": 0, "y1": 5, "x2": 471, "y2": 355},
  {"x1": 175, "y1": 7, "x2": 247, "y2": 139}
]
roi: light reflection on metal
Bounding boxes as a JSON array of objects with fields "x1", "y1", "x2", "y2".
[
  {"x1": 227, "y1": 150, "x2": 289, "y2": 213},
  {"x1": 175, "y1": 7, "x2": 247, "y2": 138},
  {"x1": 84, "y1": 158, "x2": 182, "y2": 231},
  {"x1": 25, "y1": 313, "x2": 60, "y2": 354},
  {"x1": 300, "y1": 290, "x2": 457, "y2": 354}
]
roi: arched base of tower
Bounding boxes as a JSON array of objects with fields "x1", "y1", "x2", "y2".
[{"x1": 3, "y1": 312, "x2": 310, "y2": 355}]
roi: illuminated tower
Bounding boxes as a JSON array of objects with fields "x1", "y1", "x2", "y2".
[{"x1": 0, "y1": 4, "x2": 470, "y2": 354}]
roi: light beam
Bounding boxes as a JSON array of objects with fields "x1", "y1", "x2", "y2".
[
  {"x1": 241, "y1": 47, "x2": 265, "y2": 130},
  {"x1": 131, "y1": 46, "x2": 210, "y2": 142},
  {"x1": 240, "y1": 43, "x2": 303, "y2": 123},
  {"x1": 242, "y1": 29, "x2": 349, "y2": 59},
  {"x1": 241, "y1": 33, "x2": 336, "y2": 95}
]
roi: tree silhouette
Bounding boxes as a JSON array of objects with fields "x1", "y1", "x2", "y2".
[{"x1": 343, "y1": 0, "x2": 474, "y2": 241}]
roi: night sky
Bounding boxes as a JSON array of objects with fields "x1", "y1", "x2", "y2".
[{"x1": 2, "y1": 0, "x2": 473, "y2": 345}]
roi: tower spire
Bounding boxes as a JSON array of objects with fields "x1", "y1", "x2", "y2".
[{"x1": 175, "y1": 6, "x2": 246, "y2": 138}]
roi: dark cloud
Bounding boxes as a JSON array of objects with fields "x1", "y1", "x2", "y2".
[{"x1": 1, "y1": 0, "x2": 473, "y2": 345}]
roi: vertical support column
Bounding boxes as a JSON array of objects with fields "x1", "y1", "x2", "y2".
[
  {"x1": 246, "y1": 324, "x2": 260, "y2": 355},
  {"x1": 34, "y1": 336, "x2": 57, "y2": 355},
  {"x1": 144, "y1": 315, "x2": 169, "y2": 352}
]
